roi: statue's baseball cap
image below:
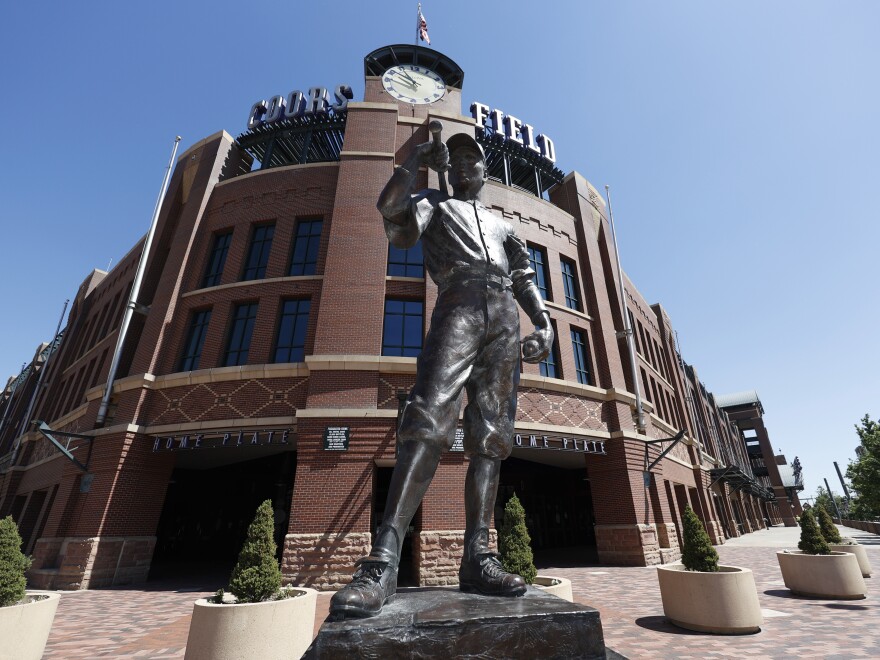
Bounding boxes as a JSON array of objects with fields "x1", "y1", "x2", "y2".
[{"x1": 446, "y1": 132, "x2": 486, "y2": 163}]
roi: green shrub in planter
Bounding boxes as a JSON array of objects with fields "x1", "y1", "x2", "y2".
[
  {"x1": 228, "y1": 500, "x2": 282, "y2": 603},
  {"x1": 499, "y1": 493, "x2": 537, "y2": 585},
  {"x1": 0, "y1": 515, "x2": 31, "y2": 607},
  {"x1": 797, "y1": 509, "x2": 829, "y2": 555},
  {"x1": 815, "y1": 504, "x2": 842, "y2": 543},
  {"x1": 680, "y1": 505, "x2": 718, "y2": 572}
]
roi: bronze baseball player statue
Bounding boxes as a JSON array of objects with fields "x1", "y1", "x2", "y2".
[{"x1": 330, "y1": 122, "x2": 554, "y2": 619}]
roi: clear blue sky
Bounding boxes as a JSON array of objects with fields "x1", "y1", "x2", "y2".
[{"x1": 1, "y1": 1, "x2": 877, "y2": 500}]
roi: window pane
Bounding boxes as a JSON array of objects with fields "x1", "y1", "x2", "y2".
[
  {"x1": 382, "y1": 298, "x2": 423, "y2": 357},
  {"x1": 274, "y1": 299, "x2": 310, "y2": 363},
  {"x1": 202, "y1": 232, "x2": 232, "y2": 288},
  {"x1": 528, "y1": 245, "x2": 550, "y2": 300},
  {"x1": 289, "y1": 219, "x2": 323, "y2": 276},
  {"x1": 387, "y1": 242, "x2": 424, "y2": 278},
  {"x1": 243, "y1": 225, "x2": 275, "y2": 281},
  {"x1": 561, "y1": 258, "x2": 581, "y2": 311},
  {"x1": 225, "y1": 303, "x2": 258, "y2": 366},
  {"x1": 403, "y1": 314, "x2": 422, "y2": 347},
  {"x1": 179, "y1": 310, "x2": 211, "y2": 371},
  {"x1": 571, "y1": 328, "x2": 591, "y2": 385}
]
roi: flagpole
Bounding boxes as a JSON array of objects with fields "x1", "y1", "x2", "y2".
[
  {"x1": 605, "y1": 185, "x2": 647, "y2": 433},
  {"x1": 416, "y1": 4, "x2": 420, "y2": 48},
  {"x1": 95, "y1": 135, "x2": 181, "y2": 427}
]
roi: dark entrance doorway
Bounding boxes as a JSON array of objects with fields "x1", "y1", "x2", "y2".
[
  {"x1": 498, "y1": 457, "x2": 597, "y2": 567},
  {"x1": 150, "y1": 451, "x2": 296, "y2": 581}
]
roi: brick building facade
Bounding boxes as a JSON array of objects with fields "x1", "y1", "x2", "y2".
[{"x1": 0, "y1": 44, "x2": 797, "y2": 591}]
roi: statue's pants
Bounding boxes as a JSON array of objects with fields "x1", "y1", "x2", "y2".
[
  {"x1": 398, "y1": 282, "x2": 521, "y2": 459},
  {"x1": 370, "y1": 282, "x2": 523, "y2": 567}
]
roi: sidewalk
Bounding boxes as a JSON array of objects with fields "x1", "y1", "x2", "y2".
[{"x1": 41, "y1": 524, "x2": 880, "y2": 659}]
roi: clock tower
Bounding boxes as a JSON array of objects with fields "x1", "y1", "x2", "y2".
[{"x1": 364, "y1": 44, "x2": 465, "y2": 117}]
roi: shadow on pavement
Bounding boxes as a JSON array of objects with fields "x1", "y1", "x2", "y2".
[
  {"x1": 821, "y1": 603, "x2": 871, "y2": 611},
  {"x1": 634, "y1": 616, "x2": 703, "y2": 635}
]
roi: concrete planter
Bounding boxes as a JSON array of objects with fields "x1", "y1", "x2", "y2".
[
  {"x1": 0, "y1": 591, "x2": 61, "y2": 660},
  {"x1": 184, "y1": 588, "x2": 318, "y2": 660},
  {"x1": 777, "y1": 551, "x2": 866, "y2": 599},
  {"x1": 656, "y1": 564, "x2": 762, "y2": 634},
  {"x1": 533, "y1": 575, "x2": 573, "y2": 602},
  {"x1": 829, "y1": 544, "x2": 873, "y2": 578}
]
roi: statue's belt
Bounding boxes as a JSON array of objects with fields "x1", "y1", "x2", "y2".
[{"x1": 439, "y1": 273, "x2": 513, "y2": 291}]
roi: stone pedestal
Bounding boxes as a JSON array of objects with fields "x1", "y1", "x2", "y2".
[{"x1": 304, "y1": 586, "x2": 622, "y2": 659}]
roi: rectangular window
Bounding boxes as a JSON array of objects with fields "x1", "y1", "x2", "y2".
[
  {"x1": 539, "y1": 323, "x2": 560, "y2": 378},
  {"x1": 242, "y1": 224, "x2": 275, "y2": 281},
  {"x1": 571, "y1": 328, "x2": 592, "y2": 385},
  {"x1": 382, "y1": 299, "x2": 423, "y2": 357},
  {"x1": 179, "y1": 310, "x2": 212, "y2": 371},
  {"x1": 202, "y1": 231, "x2": 233, "y2": 288},
  {"x1": 387, "y1": 242, "x2": 425, "y2": 278},
  {"x1": 527, "y1": 244, "x2": 550, "y2": 300},
  {"x1": 288, "y1": 219, "x2": 323, "y2": 276},
  {"x1": 560, "y1": 258, "x2": 581, "y2": 311},
  {"x1": 274, "y1": 299, "x2": 310, "y2": 363},
  {"x1": 224, "y1": 303, "x2": 258, "y2": 366},
  {"x1": 636, "y1": 320, "x2": 648, "y2": 359}
]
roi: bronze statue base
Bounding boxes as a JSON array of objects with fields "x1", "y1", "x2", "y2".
[{"x1": 304, "y1": 585, "x2": 624, "y2": 659}]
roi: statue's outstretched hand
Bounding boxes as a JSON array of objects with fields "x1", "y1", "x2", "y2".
[{"x1": 521, "y1": 325, "x2": 554, "y2": 364}]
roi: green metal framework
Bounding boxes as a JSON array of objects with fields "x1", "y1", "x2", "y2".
[
  {"x1": 710, "y1": 465, "x2": 775, "y2": 501},
  {"x1": 478, "y1": 131, "x2": 565, "y2": 198},
  {"x1": 236, "y1": 111, "x2": 347, "y2": 170}
]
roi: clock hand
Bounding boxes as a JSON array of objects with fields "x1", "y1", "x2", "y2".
[
  {"x1": 389, "y1": 70, "x2": 419, "y2": 91},
  {"x1": 396, "y1": 67, "x2": 418, "y2": 84}
]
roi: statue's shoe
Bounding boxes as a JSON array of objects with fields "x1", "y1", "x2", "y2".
[
  {"x1": 329, "y1": 558, "x2": 398, "y2": 619},
  {"x1": 459, "y1": 552, "x2": 527, "y2": 596}
]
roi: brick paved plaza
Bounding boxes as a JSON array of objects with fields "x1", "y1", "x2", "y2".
[{"x1": 41, "y1": 524, "x2": 879, "y2": 659}]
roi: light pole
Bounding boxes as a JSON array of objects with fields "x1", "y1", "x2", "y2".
[{"x1": 823, "y1": 478, "x2": 843, "y2": 522}]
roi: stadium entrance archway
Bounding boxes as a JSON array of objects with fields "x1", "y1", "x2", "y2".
[
  {"x1": 497, "y1": 455, "x2": 597, "y2": 566},
  {"x1": 150, "y1": 447, "x2": 296, "y2": 581}
]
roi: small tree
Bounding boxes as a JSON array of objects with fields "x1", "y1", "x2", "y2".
[
  {"x1": 814, "y1": 487, "x2": 846, "y2": 519},
  {"x1": 797, "y1": 508, "x2": 829, "y2": 555},
  {"x1": 680, "y1": 505, "x2": 719, "y2": 572},
  {"x1": 499, "y1": 493, "x2": 537, "y2": 584},
  {"x1": 0, "y1": 515, "x2": 31, "y2": 607},
  {"x1": 815, "y1": 504, "x2": 842, "y2": 543},
  {"x1": 846, "y1": 415, "x2": 880, "y2": 518},
  {"x1": 228, "y1": 500, "x2": 282, "y2": 603}
]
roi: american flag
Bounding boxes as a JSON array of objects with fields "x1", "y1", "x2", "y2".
[{"x1": 418, "y1": 4, "x2": 430, "y2": 45}]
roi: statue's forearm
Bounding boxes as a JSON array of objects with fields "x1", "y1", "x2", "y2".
[
  {"x1": 377, "y1": 153, "x2": 422, "y2": 223},
  {"x1": 515, "y1": 282, "x2": 551, "y2": 329}
]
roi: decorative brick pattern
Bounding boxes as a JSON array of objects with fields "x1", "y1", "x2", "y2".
[
  {"x1": 282, "y1": 531, "x2": 371, "y2": 591},
  {"x1": 377, "y1": 374, "x2": 417, "y2": 409},
  {"x1": 515, "y1": 388, "x2": 606, "y2": 430},
  {"x1": 148, "y1": 377, "x2": 306, "y2": 425}
]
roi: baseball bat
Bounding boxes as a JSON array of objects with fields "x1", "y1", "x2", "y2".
[{"x1": 428, "y1": 120, "x2": 449, "y2": 195}]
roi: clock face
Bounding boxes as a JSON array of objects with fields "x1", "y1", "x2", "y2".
[{"x1": 382, "y1": 65, "x2": 446, "y2": 105}]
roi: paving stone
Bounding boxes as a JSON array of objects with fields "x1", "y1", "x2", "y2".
[{"x1": 40, "y1": 524, "x2": 880, "y2": 659}]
